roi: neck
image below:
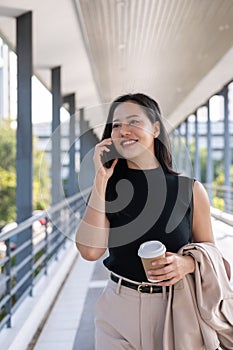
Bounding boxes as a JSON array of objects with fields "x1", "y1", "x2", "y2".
[{"x1": 127, "y1": 157, "x2": 160, "y2": 170}]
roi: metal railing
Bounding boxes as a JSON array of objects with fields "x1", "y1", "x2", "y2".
[
  {"x1": 204, "y1": 184, "x2": 233, "y2": 215},
  {"x1": 0, "y1": 182, "x2": 231, "y2": 331},
  {"x1": 0, "y1": 189, "x2": 89, "y2": 331}
]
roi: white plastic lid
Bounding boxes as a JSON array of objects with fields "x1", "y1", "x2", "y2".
[{"x1": 138, "y1": 240, "x2": 166, "y2": 258}]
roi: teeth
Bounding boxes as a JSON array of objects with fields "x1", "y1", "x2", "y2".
[{"x1": 122, "y1": 140, "x2": 136, "y2": 146}]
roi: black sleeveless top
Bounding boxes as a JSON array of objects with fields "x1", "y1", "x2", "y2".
[{"x1": 103, "y1": 166, "x2": 194, "y2": 282}]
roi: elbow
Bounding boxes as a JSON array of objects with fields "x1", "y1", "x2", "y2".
[
  {"x1": 79, "y1": 250, "x2": 99, "y2": 262},
  {"x1": 83, "y1": 254, "x2": 100, "y2": 262},
  {"x1": 75, "y1": 242, "x2": 105, "y2": 261}
]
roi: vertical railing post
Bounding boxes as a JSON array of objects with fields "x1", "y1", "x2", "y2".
[
  {"x1": 63, "y1": 93, "x2": 76, "y2": 197},
  {"x1": 44, "y1": 219, "x2": 49, "y2": 276},
  {"x1": 79, "y1": 108, "x2": 99, "y2": 190},
  {"x1": 194, "y1": 111, "x2": 200, "y2": 180},
  {"x1": 5, "y1": 239, "x2": 11, "y2": 327},
  {"x1": 185, "y1": 118, "x2": 190, "y2": 175},
  {"x1": 222, "y1": 86, "x2": 231, "y2": 212},
  {"x1": 206, "y1": 101, "x2": 213, "y2": 204},
  {"x1": 177, "y1": 125, "x2": 182, "y2": 172}
]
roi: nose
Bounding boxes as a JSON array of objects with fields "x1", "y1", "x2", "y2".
[{"x1": 120, "y1": 123, "x2": 131, "y2": 136}]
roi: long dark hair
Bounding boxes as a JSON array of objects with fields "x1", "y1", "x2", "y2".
[{"x1": 101, "y1": 93, "x2": 178, "y2": 174}]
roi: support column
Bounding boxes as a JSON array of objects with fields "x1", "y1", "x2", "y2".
[
  {"x1": 206, "y1": 101, "x2": 213, "y2": 204},
  {"x1": 63, "y1": 93, "x2": 76, "y2": 197},
  {"x1": 79, "y1": 108, "x2": 99, "y2": 190},
  {"x1": 170, "y1": 130, "x2": 176, "y2": 170},
  {"x1": 79, "y1": 108, "x2": 88, "y2": 162},
  {"x1": 178, "y1": 125, "x2": 182, "y2": 172},
  {"x1": 194, "y1": 111, "x2": 200, "y2": 180},
  {"x1": 16, "y1": 11, "x2": 33, "y2": 299},
  {"x1": 80, "y1": 109, "x2": 99, "y2": 159},
  {"x1": 51, "y1": 66, "x2": 62, "y2": 204},
  {"x1": 222, "y1": 86, "x2": 231, "y2": 212},
  {"x1": 185, "y1": 119, "x2": 190, "y2": 175}
]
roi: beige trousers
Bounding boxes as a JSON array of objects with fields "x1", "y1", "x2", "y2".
[{"x1": 94, "y1": 278, "x2": 168, "y2": 350}]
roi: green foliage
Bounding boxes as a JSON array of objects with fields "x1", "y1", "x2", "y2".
[
  {"x1": 187, "y1": 138, "x2": 233, "y2": 211},
  {"x1": 0, "y1": 166, "x2": 16, "y2": 227},
  {"x1": 212, "y1": 197, "x2": 224, "y2": 211},
  {"x1": 0, "y1": 121, "x2": 50, "y2": 227},
  {"x1": 213, "y1": 164, "x2": 233, "y2": 186},
  {"x1": 0, "y1": 121, "x2": 16, "y2": 227},
  {"x1": 0, "y1": 121, "x2": 16, "y2": 171},
  {"x1": 33, "y1": 138, "x2": 50, "y2": 209},
  {"x1": 213, "y1": 164, "x2": 233, "y2": 211}
]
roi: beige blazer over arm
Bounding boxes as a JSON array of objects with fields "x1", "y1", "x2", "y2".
[{"x1": 163, "y1": 243, "x2": 233, "y2": 350}]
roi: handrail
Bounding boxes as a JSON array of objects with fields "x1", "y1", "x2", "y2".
[
  {"x1": 1, "y1": 183, "x2": 230, "y2": 332},
  {"x1": 204, "y1": 183, "x2": 233, "y2": 215},
  {"x1": 204, "y1": 184, "x2": 233, "y2": 193},
  {"x1": 0, "y1": 188, "x2": 90, "y2": 241},
  {"x1": 0, "y1": 188, "x2": 90, "y2": 331},
  {"x1": 210, "y1": 207, "x2": 233, "y2": 227}
]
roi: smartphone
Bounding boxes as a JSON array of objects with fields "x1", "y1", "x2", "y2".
[{"x1": 101, "y1": 143, "x2": 118, "y2": 168}]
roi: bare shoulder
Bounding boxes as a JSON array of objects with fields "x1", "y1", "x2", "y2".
[
  {"x1": 193, "y1": 180, "x2": 211, "y2": 219},
  {"x1": 193, "y1": 180, "x2": 210, "y2": 204}
]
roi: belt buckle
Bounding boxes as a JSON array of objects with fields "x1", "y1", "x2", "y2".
[{"x1": 137, "y1": 283, "x2": 153, "y2": 294}]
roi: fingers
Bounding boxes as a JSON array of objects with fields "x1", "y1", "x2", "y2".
[
  {"x1": 93, "y1": 139, "x2": 112, "y2": 169},
  {"x1": 99, "y1": 146, "x2": 111, "y2": 156},
  {"x1": 148, "y1": 252, "x2": 184, "y2": 286},
  {"x1": 151, "y1": 253, "x2": 174, "y2": 267},
  {"x1": 93, "y1": 139, "x2": 118, "y2": 179},
  {"x1": 97, "y1": 138, "x2": 112, "y2": 147},
  {"x1": 148, "y1": 264, "x2": 175, "y2": 282},
  {"x1": 100, "y1": 138, "x2": 112, "y2": 144},
  {"x1": 110, "y1": 158, "x2": 118, "y2": 169},
  {"x1": 147, "y1": 269, "x2": 177, "y2": 286},
  {"x1": 95, "y1": 138, "x2": 112, "y2": 155}
]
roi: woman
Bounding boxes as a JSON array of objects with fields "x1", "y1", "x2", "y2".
[{"x1": 76, "y1": 93, "x2": 215, "y2": 350}]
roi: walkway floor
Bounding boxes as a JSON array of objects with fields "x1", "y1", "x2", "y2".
[{"x1": 33, "y1": 218, "x2": 233, "y2": 350}]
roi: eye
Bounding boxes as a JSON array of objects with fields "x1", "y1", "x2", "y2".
[
  {"x1": 112, "y1": 123, "x2": 121, "y2": 129},
  {"x1": 129, "y1": 119, "x2": 140, "y2": 126}
]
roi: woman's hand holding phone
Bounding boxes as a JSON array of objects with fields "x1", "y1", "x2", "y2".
[{"x1": 93, "y1": 138, "x2": 118, "y2": 180}]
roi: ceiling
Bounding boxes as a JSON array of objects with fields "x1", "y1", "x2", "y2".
[{"x1": 0, "y1": 0, "x2": 233, "y2": 133}]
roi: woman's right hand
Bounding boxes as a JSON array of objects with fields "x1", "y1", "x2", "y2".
[{"x1": 93, "y1": 138, "x2": 118, "y2": 180}]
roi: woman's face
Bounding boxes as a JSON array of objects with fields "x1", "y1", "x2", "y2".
[{"x1": 111, "y1": 102, "x2": 160, "y2": 167}]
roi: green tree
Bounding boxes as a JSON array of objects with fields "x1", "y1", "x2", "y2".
[
  {"x1": 33, "y1": 139, "x2": 50, "y2": 209},
  {"x1": 0, "y1": 167, "x2": 16, "y2": 227},
  {"x1": 0, "y1": 121, "x2": 16, "y2": 227},
  {"x1": 213, "y1": 165, "x2": 233, "y2": 186},
  {"x1": 212, "y1": 165, "x2": 233, "y2": 210},
  {"x1": 0, "y1": 121, "x2": 16, "y2": 170},
  {"x1": 0, "y1": 121, "x2": 50, "y2": 227}
]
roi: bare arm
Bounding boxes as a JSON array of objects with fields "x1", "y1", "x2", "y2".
[
  {"x1": 192, "y1": 181, "x2": 231, "y2": 279},
  {"x1": 75, "y1": 139, "x2": 118, "y2": 261},
  {"x1": 192, "y1": 181, "x2": 215, "y2": 243},
  {"x1": 76, "y1": 176, "x2": 109, "y2": 260}
]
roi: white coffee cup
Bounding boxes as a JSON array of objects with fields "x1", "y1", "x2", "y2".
[{"x1": 138, "y1": 240, "x2": 166, "y2": 283}]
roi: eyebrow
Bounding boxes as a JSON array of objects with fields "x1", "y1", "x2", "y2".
[{"x1": 112, "y1": 114, "x2": 141, "y2": 122}]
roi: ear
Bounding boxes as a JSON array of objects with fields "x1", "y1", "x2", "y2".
[{"x1": 153, "y1": 121, "x2": 160, "y2": 138}]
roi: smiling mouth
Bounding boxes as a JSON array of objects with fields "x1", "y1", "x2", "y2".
[{"x1": 120, "y1": 139, "x2": 138, "y2": 147}]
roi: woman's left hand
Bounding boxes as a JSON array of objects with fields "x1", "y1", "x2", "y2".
[{"x1": 147, "y1": 252, "x2": 195, "y2": 286}]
